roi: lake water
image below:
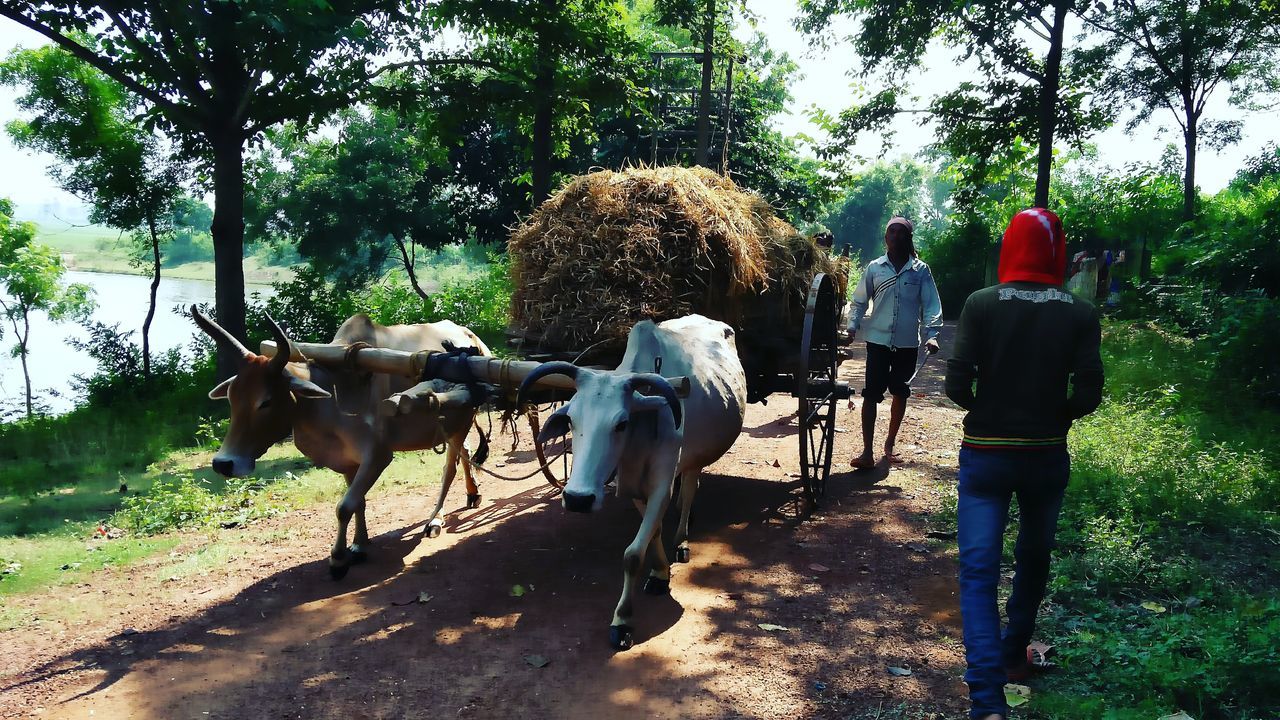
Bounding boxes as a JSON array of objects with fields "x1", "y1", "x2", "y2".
[{"x1": 0, "y1": 271, "x2": 272, "y2": 416}]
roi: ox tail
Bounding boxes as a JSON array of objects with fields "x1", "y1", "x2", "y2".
[{"x1": 468, "y1": 419, "x2": 490, "y2": 466}]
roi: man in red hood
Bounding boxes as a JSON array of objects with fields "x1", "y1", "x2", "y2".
[{"x1": 945, "y1": 208, "x2": 1104, "y2": 720}]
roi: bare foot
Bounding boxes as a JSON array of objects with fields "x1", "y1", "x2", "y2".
[
  {"x1": 883, "y1": 447, "x2": 905, "y2": 464},
  {"x1": 850, "y1": 451, "x2": 875, "y2": 469}
]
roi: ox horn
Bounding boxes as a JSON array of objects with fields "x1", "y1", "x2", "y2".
[
  {"x1": 191, "y1": 304, "x2": 253, "y2": 360},
  {"x1": 624, "y1": 373, "x2": 683, "y2": 429},
  {"x1": 516, "y1": 361, "x2": 580, "y2": 407},
  {"x1": 263, "y1": 314, "x2": 292, "y2": 375}
]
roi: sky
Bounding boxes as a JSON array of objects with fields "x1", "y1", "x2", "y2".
[{"x1": 1, "y1": 5, "x2": 1276, "y2": 222}]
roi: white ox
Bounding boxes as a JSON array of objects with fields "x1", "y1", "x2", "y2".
[
  {"x1": 193, "y1": 307, "x2": 490, "y2": 579},
  {"x1": 517, "y1": 314, "x2": 746, "y2": 649}
]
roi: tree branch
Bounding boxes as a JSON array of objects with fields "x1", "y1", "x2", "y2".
[
  {"x1": 365, "y1": 57, "x2": 514, "y2": 82},
  {"x1": 0, "y1": 8, "x2": 202, "y2": 128}
]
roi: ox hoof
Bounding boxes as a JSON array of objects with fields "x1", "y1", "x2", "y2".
[
  {"x1": 329, "y1": 562, "x2": 350, "y2": 581},
  {"x1": 348, "y1": 546, "x2": 368, "y2": 565},
  {"x1": 426, "y1": 521, "x2": 443, "y2": 539},
  {"x1": 643, "y1": 576, "x2": 670, "y2": 596},
  {"x1": 609, "y1": 625, "x2": 634, "y2": 651},
  {"x1": 466, "y1": 493, "x2": 482, "y2": 509},
  {"x1": 675, "y1": 546, "x2": 691, "y2": 564}
]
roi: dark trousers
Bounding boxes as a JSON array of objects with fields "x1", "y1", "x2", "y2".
[{"x1": 957, "y1": 446, "x2": 1069, "y2": 718}]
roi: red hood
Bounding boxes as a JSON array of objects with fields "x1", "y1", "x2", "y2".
[{"x1": 999, "y1": 208, "x2": 1067, "y2": 285}]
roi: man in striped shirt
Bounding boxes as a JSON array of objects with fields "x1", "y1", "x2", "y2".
[
  {"x1": 847, "y1": 216, "x2": 944, "y2": 469},
  {"x1": 945, "y1": 208, "x2": 1103, "y2": 720}
]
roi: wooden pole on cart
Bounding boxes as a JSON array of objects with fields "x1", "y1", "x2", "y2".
[{"x1": 260, "y1": 340, "x2": 691, "y2": 397}]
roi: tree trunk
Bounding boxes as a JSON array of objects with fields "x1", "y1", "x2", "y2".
[
  {"x1": 531, "y1": 0, "x2": 556, "y2": 206},
  {"x1": 1182, "y1": 116, "x2": 1198, "y2": 221},
  {"x1": 1033, "y1": 0, "x2": 1069, "y2": 209},
  {"x1": 695, "y1": 0, "x2": 716, "y2": 168},
  {"x1": 19, "y1": 311, "x2": 31, "y2": 419},
  {"x1": 143, "y1": 213, "x2": 162, "y2": 381},
  {"x1": 394, "y1": 235, "x2": 431, "y2": 303},
  {"x1": 531, "y1": 65, "x2": 553, "y2": 206},
  {"x1": 210, "y1": 134, "x2": 248, "y2": 380}
]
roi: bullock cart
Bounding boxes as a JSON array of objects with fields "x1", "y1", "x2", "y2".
[{"x1": 260, "y1": 269, "x2": 848, "y2": 504}]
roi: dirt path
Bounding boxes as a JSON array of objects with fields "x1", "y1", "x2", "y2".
[{"x1": 2, "y1": 327, "x2": 969, "y2": 720}]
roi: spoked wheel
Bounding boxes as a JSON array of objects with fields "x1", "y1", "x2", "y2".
[
  {"x1": 527, "y1": 405, "x2": 571, "y2": 490},
  {"x1": 797, "y1": 273, "x2": 840, "y2": 503}
]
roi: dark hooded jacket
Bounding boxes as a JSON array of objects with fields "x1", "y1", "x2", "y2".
[{"x1": 944, "y1": 209, "x2": 1104, "y2": 448}]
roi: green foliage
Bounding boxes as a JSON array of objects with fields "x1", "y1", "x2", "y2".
[
  {"x1": 1080, "y1": 0, "x2": 1280, "y2": 219},
  {"x1": 0, "y1": 199, "x2": 98, "y2": 418},
  {"x1": 247, "y1": 254, "x2": 512, "y2": 345},
  {"x1": 110, "y1": 474, "x2": 285, "y2": 536},
  {"x1": 797, "y1": 0, "x2": 1111, "y2": 199},
  {"x1": 247, "y1": 110, "x2": 458, "y2": 285},
  {"x1": 0, "y1": 40, "x2": 183, "y2": 238},
  {"x1": 823, "y1": 159, "x2": 932, "y2": 260},
  {"x1": 917, "y1": 215, "x2": 994, "y2": 315},
  {"x1": 164, "y1": 197, "x2": 216, "y2": 265},
  {"x1": 1035, "y1": 321, "x2": 1280, "y2": 718},
  {"x1": 0, "y1": 348, "x2": 218, "y2": 499}
]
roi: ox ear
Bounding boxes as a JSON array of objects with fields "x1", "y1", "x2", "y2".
[
  {"x1": 288, "y1": 375, "x2": 332, "y2": 399},
  {"x1": 208, "y1": 377, "x2": 234, "y2": 400},
  {"x1": 537, "y1": 407, "x2": 571, "y2": 443}
]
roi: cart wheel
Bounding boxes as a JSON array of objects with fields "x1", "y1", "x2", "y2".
[
  {"x1": 527, "y1": 405, "x2": 571, "y2": 490},
  {"x1": 798, "y1": 273, "x2": 839, "y2": 502}
]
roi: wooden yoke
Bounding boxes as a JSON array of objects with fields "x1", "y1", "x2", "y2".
[{"x1": 259, "y1": 341, "x2": 692, "y2": 398}]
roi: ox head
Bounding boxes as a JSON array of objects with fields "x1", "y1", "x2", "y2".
[
  {"x1": 517, "y1": 361, "x2": 682, "y2": 513},
  {"x1": 192, "y1": 305, "x2": 331, "y2": 477}
]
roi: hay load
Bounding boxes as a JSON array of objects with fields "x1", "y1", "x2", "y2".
[{"x1": 509, "y1": 165, "x2": 846, "y2": 357}]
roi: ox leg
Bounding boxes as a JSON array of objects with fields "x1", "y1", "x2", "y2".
[
  {"x1": 345, "y1": 471, "x2": 370, "y2": 565},
  {"x1": 462, "y1": 440, "x2": 482, "y2": 510},
  {"x1": 610, "y1": 486, "x2": 672, "y2": 651},
  {"x1": 331, "y1": 452, "x2": 391, "y2": 580},
  {"x1": 425, "y1": 438, "x2": 463, "y2": 539},
  {"x1": 673, "y1": 469, "x2": 699, "y2": 564},
  {"x1": 639, "y1": 499, "x2": 672, "y2": 596}
]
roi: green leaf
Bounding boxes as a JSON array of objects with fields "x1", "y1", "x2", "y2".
[
  {"x1": 1005, "y1": 683, "x2": 1031, "y2": 707},
  {"x1": 509, "y1": 584, "x2": 527, "y2": 597}
]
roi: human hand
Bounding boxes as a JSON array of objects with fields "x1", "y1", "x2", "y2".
[{"x1": 925, "y1": 338, "x2": 940, "y2": 354}]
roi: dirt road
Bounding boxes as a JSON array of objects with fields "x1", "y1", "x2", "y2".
[{"x1": 2, "y1": 330, "x2": 969, "y2": 719}]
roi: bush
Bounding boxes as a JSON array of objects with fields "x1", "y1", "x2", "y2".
[
  {"x1": 110, "y1": 473, "x2": 285, "y2": 535},
  {"x1": 917, "y1": 215, "x2": 993, "y2": 316},
  {"x1": 1036, "y1": 321, "x2": 1280, "y2": 718},
  {"x1": 68, "y1": 321, "x2": 191, "y2": 406}
]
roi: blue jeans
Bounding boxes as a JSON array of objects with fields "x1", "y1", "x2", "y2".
[{"x1": 957, "y1": 446, "x2": 1069, "y2": 719}]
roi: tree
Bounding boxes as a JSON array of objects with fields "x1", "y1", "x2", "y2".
[
  {"x1": 823, "y1": 160, "x2": 931, "y2": 260},
  {"x1": 1081, "y1": 0, "x2": 1280, "y2": 220},
  {"x1": 0, "y1": 0, "x2": 427, "y2": 378},
  {"x1": 0, "y1": 199, "x2": 96, "y2": 418},
  {"x1": 247, "y1": 109, "x2": 459, "y2": 295},
  {"x1": 797, "y1": 0, "x2": 1109, "y2": 208},
  {"x1": 433, "y1": 0, "x2": 644, "y2": 206},
  {"x1": 1, "y1": 42, "x2": 183, "y2": 380}
]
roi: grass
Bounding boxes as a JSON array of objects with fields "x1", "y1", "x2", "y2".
[
  {"x1": 923, "y1": 320, "x2": 1279, "y2": 718},
  {"x1": 0, "y1": 434, "x2": 450, "y2": 627},
  {"x1": 1025, "y1": 322, "x2": 1280, "y2": 719},
  {"x1": 0, "y1": 251, "x2": 504, "y2": 633}
]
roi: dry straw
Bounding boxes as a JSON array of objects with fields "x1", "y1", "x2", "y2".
[{"x1": 509, "y1": 165, "x2": 846, "y2": 356}]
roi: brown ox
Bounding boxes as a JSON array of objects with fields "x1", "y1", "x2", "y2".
[{"x1": 192, "y1": 307, "x2": 490, "y2": 579}]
